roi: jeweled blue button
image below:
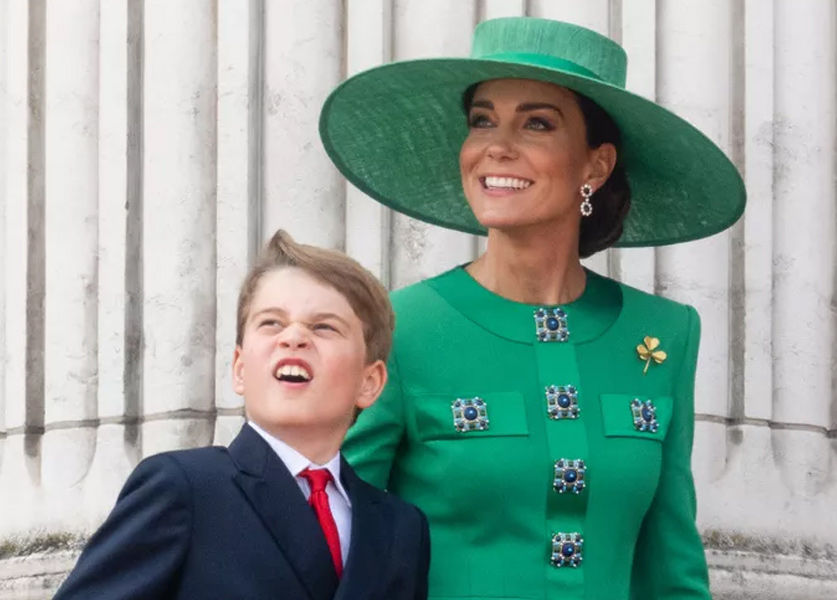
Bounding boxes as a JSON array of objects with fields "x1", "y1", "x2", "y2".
[
  {"x1": 546, "y1": 385, "x2": 580, "y2": 420},
  {"x1": 551, "y1": 533, "x2": 584, "y2": 568},
  {"x1": 534, "y1": 307, "x2": 570, "y2": 343},
  {"x1": 631, "y1": 398, "x2": 659, "y2": 433},
  {"x1": 553, "y1": 459, "x2": 586, "y2": 494},
  {"x1": 452, "y1": 397, "x2": 489, "y2": 433}
]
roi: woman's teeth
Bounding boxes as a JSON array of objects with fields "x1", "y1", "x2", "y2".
[{"x1": 483, "y1": 176, "x2": 532, "y2": 190}]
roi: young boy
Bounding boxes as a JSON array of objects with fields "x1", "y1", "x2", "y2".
[{"x1": 53, "y1": 230, "x2": 430, "y2": 600}]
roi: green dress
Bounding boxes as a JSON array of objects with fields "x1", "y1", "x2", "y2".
[{"x1": 343, "y1": 266, "x2": 711, "y2": 600}]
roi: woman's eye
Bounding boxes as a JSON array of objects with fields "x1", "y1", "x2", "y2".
[
  {"x1": 259, "y1": 319, "x2": 281, "y2": 328},
  {"x1": 468, "y1": 113, "x2": 493, "y2": 128},
  {"x1": 525, "y1": 117, "x2": 554, "y2": 131},
  {"x1": 313, "y1": 323, "x2": 337, "y2": 332}
]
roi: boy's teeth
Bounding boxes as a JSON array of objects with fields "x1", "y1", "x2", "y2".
[
  {"x1": 275, "y1": 364, "x2": 312, "y2": 380},
  {"x1": 484, "y1": 176, "x2": 532, "y2": 190}
]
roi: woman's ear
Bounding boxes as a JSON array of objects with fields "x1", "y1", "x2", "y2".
[{"x1": 587, "y1": 142, "x2": 617, "y2": 191}]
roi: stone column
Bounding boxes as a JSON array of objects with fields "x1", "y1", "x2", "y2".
[
  {"x1": 656, "y1": 0, "x2": 734, "y2": 487},
  {"x1": 344, "y1": 0, "x2": 393, "y2": 284},
  {"x1": 772, "y1": 0, "x2": 836, "y2": 507},
  {"x1": 82, "y1": 0, "x2": 142, "y2": 525},
  {"x1": 390, "y1": 0, "x2": 479, "y2": 290},
  {"x1": 40, "y1": 0, "x2": 100, "y2": 529},
  {"x1": 261, "y1": 0, "x2": 344, "y2": 248},
  {"x1": 214, "y1": 0, "x2": 263, "y2": 445},
  {"x1": 610, "y1": 0, "x2": 656, "y2": 294},
  {"x1": 0, "y1": 0, "x2": 46, "y2": 537},
  {"x1": 479, "y1": 0, "x2": 526, "y2": 21},
  {"x1": 142, "y1": 0, "x2": 217, "y2": 455}
]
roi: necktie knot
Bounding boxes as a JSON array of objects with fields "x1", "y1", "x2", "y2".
[{"x1": 300, "y1": 467, "x2": 332, "y2": 494}]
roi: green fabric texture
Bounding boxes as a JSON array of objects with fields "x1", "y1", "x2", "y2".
[
  {"x1": 342, "y1": 267, "x2": 710, "y2": 600},
  {"x1": 319, "y1": 17, "x2": 746, "y2": 247}
]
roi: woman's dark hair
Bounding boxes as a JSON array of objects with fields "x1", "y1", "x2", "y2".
[{"x1": 462, "y1": 84, "x2": 631, "y2": 258}]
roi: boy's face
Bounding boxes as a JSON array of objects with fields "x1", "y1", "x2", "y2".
[{"x1": 233, "y1": 267, "x2": 386, "y2": 439}]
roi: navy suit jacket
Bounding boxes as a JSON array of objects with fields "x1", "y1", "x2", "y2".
[{"x1": 53, "y1": 425, "x2": 430, "y2": 599}]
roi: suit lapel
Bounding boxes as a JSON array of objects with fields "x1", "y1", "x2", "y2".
[
  {"x1": 335, "y1": 459, "x2": 389, "y2": 600},
  {"x1": 229, "y1": 425, "x2": 339, "y2": 600}
]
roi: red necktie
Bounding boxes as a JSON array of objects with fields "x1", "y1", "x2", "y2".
[{"x1": 299, "y1": 468, "x2": 343, "y2": 577}]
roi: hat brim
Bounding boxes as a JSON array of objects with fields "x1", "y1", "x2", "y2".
[{"x1": 319, "y1": 58, "x2": 746, "y2": 247}]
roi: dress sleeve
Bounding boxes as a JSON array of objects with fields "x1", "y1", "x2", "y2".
[
  {"x1": 52, "y1": 454, "x2": 192, "y2": 600},
  {"x1": 341, "y1": 350, "x2": 407, "y2": 489},
  {"x1": 630, "y1": 305, "x2": 712, "y2": 599}
]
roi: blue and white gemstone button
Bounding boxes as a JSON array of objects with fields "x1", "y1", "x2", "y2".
[
  {"x1": 534, "y1": 307, "x2": 570, "y2": 342},
  {"x1": 553, "y1": 459, "x2": 586, "y2": 494},
  {"x1": 546, "y1": 385, "x2": 580, "y2": 420},
  {"x1": 551, "y1": 532, "x2": 584, "y2": 568},
  {"x1": 631, "y1": 398, "x2": 659, "y2": 433},
  {"x1": 452, "y1": 398, "x2": 489, "y2": 432}
]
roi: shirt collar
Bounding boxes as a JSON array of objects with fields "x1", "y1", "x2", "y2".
[
  {"x1": 247, "y1": 421, "x2": 351, "y2": 506},
  {"x1": 425, "y1": 265, "x2": 623, "y2": 345}
]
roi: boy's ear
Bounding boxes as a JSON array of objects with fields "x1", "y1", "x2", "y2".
[
  {"x1": 356, "y1": 360, "x2": 388, "y2": 410},
  {"x1": 232, "y1": 346, "x2": 245, "y2": 396}
]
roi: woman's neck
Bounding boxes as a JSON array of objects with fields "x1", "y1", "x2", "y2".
[{"x1": 466, "y1": 226, "x2": 587, "y2": 306}]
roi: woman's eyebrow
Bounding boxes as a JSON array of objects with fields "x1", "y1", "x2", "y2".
[{"x1": 517, "y1": 102, "x2": 562, "y2": 114}]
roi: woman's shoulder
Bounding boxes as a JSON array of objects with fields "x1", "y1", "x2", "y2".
[
  {"x1": 612, "y1": 276, "x2": 698, "y2": 325},
  {"x1": 389, "y1": 268, "x2": 459, "y2": 311}
]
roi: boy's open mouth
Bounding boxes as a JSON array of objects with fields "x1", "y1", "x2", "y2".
[{"x1": 274, "y1": 361, "x2": 313, "y2": 383}]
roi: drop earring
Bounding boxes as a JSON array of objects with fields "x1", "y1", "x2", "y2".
[{"x1": 580, "y1": 183, "x2": 593, "y2": 217}]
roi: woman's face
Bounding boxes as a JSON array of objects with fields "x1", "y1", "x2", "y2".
[{"x1": 459, "y1": 78, "x2": 608, "y2": 233}]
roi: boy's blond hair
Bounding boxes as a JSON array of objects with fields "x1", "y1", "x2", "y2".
[{"x1": 236, "y1": 230, "x2": 394, "y2": 364}]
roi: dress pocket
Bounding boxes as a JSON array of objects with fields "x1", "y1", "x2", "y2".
[
  {"x1": 600, "y1": 394, "x2": 674, "y2": 441},
  {"x1": 411, "y1": 391, "x2": 529, "y2": 442}
]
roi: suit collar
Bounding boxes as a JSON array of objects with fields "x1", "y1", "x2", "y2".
[
  {"x1": 335, "y1": 458, "x2": 388, "y2": 600},
  {"x1": 229, "y1": 425, "x2": 340, "y2": 600}
]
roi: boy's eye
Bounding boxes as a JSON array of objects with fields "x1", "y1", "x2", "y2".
[
  {"x1": 313, "y1": 323, "x2": 337, "y2": 332},
  {"x1": 259, "y1": 319, "x2": 282, "y2": 328}
]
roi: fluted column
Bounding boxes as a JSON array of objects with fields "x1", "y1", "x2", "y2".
[
  {"x1": 40, "y1": 2, "x2": 100, "y2": 524},
  {"x1": 390, "y1": 0, "x2": 479, "y2": 289},
  {"x1": 772, "y1": 0, "x2": 836, "y2": 503},
  {"x1": 0, "y1": 0, "x2": 8, "y2": 469},
  {"x1": 214, "y1": 0, "x2": 263, "y2": 445},
  {"x1": 479, "y1": 0, "x2": 526, "y2": 21},
  {"x1": 656, "y1": 0, "x2": 734, "y2": 488},
  {"x1": 82, "y1": 0, "x2": 142, "y2": 524},
  {"x1": 344, "y1": 0, "x2": 393, "y2": 284},
  {"x1": 0, "y1": 0, "x2": 46, "y2": 537},
  {"x1": 142, "y1": 0, "x2": 217, "y2": 455},
  {"x1": 610, "y1": 0, "x2": 656, "y2": 294},
  {"x1": 530, "y1": 0, "x2": 610, "y2": 35},
  {"x1": 261, "y1": 0, "x2": 344, "y2": 248}
]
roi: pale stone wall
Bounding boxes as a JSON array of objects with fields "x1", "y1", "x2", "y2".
[{"x1": 1, "y1": 1, "x2": 836, "y2": 598}]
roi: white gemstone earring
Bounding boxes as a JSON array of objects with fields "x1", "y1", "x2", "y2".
[{"x1": 580, "y1": 183, "x2": 593, "y2": 217}]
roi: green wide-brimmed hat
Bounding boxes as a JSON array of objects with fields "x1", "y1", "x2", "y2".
[{"x1": 319, "y1": 17, "x2": 745, "y2": 247}]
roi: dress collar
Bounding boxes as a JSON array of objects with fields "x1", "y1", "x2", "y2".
[{"x1": 426, "y1": 265, "x2": 623, "y2": 345}]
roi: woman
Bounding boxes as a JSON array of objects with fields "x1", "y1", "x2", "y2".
[{"x1": 319, "y1": 17, "x2": 744, "y2": 600}]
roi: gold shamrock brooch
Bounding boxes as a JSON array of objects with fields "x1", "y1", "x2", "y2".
[{"x1": 637, "y1": 336, "x2": 667, "y2": 375}]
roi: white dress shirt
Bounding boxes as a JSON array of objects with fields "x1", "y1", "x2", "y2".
[{"x1": 248, "y1": 422, "x2": 352, "y2": 564}]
